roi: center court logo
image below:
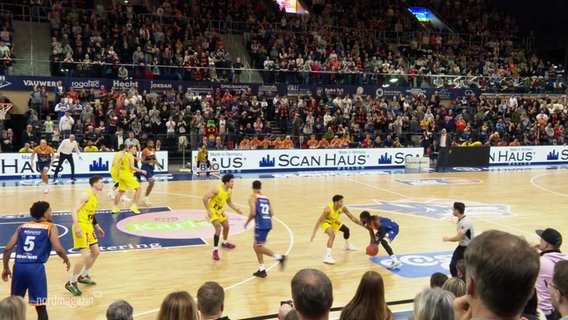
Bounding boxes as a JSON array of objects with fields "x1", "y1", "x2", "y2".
[
  {"x1": 116, "y1": 210, "x2": 248, "y2": 239},
  {"x1": 371, "y1": 251, "x2": 453, "y2": 278}
]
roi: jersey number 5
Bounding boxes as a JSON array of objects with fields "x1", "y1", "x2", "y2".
[{"x1": 23, "y1": 236, "x2": 36, "y2": 252}]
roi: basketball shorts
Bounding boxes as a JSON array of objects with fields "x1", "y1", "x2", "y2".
[
  {"x1": 254, "y1": 229, "x2": 271, "y2": 245},
  {"x1": 12, "y1": 263, "x2": 47, "y2": 305},
  {"x1": 210, "y1": 210, "x2": 228, "y2": 223},
  {"x1": 119, "y1": 175, "x2": 140, "y2": 191},
  {"x1": 37, "y1": 161, "x2": 50, "y2": 172},
  {"x1": 72, "y1": 222, "x2": 98, "y2": 249},
  {"x1": 320, "y1": 220, "x2": 343, "y2": 233}
]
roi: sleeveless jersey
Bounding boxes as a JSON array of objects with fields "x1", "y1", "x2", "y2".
[
  {"x1": 34, "y1": 146, "x2": 53, "y2": 163},
  {"x1": 209, "y1": 184, "x2": 231, "y2": 212},
  {"x1": 119, "y1": 153, "x2": 134, "y2": 174},
  {"x1": 323, "y1": 203, "x2": 343, "y2": 224},
  {"x1": 78, "y1": 189, "x2": 98, "y2": 224},
  {"x1": 110, "y1": 151, "x2": 124, "y2": 173},
  {"x1": 141, "y1": 148, "x2": 156, "y2": 169},
  {"x1": 370, "y1": 217, "x2": 399, "y2": 232},
  {"x1": 14, "y1": 221, "x2": 53, "y2": 264},
  {"x1": 252, "y1": 192, "x2": 272, "y2": 230}
]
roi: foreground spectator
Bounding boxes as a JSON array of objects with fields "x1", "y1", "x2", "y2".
[
  {"x1": 106, "y1": 299, "x2": 133, "y2": 320},
  {"x1": 197, "y1": 281, "x2": 230, "y2": 320},
  {"x1": 535, "y1": 228, "x2": 568, "y2": 319},
  {"x1": 411, "y1": 287, "x2": 454, "y2": 320},
  {"x1": 0, "y1": 296, "x2": 26, "y2": 320},
  {"x1": 157, "y1": 291, "x2": 199, "y2": 320},
  {"x1": 279, "y1": 268, "x2": 333, "y2": 320},
  {"x1": 551, "y1": 260, "x2": 568, "y2": 319},
  {"x1": 454, "y1": 230, "x2": 540, "y2": 320},
  {"x1": 340, "y1": 271, "x2": 393, "y2": 320}
]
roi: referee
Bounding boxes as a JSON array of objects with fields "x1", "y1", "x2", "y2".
[
  {"x1": 443, "y1": 202, "x2": 474, "y2": 277},
  {"x1": 53, "y1": 134, "x2": 82, "y2": 182}
]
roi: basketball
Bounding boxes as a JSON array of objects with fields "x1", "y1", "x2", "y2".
[{"x1": 366, "y1": 244, "x2": 378, "y2": 256}]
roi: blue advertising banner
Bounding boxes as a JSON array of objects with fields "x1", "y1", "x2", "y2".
[{"x1": 0, "y1": 75, "x2": 480, "y2": 100}]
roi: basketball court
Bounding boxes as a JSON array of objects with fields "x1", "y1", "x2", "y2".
[{"x1": 0, "y1": 166, "x2": 566, "y2": 319}]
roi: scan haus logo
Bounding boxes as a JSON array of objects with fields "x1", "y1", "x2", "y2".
[
  {"x1": 0, "y1": 207, "x2": 249, "y2": 255},
  {"x1": 350, "y1": 199, "x2": 513, "y2": 219}
]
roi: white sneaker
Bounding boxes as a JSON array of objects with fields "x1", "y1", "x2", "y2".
[
  {"x1": 387, "y1": 260, "x2": 403, "y2": 269},
  {"x1": 121, "y1": 195, "x2": 131, "y2": 202},
  {"x1": 107, "y1": 190, "x2": 115, "y2": 200},
  {"x1": 143, "y1": 198, "x2": 151, "y2": 206},
  {"x1": 323, "y1": 256, "x2": 335, "y2": 264},
  {"x1": 343, "y1": 243, "x2": 357, "y2": 251},
  {"x1": 43, "y1": 188, "x2": 49, "y2": 194}
]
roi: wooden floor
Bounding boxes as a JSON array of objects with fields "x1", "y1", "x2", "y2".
[{"x1": 1, "y1": 168, "x2": 567, "y2": 320}]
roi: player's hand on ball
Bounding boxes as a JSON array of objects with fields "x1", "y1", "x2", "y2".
[{"x1": 366, "y1": 244, "x2": 379, "y2": 256}]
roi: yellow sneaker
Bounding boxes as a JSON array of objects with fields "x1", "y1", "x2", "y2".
[
  {"x1": 129, "y1": 205, "x2": 140, "y2": 214},
  {"x1": 111, "y1": 207, "x2": 120, "y2": 213}
]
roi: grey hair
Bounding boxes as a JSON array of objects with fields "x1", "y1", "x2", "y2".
[
  {"x1": 106, "y1": 299, "x2": 133, "y2": 320},
  {"x1": 412, "y1": 287, "x2": 455, "y2": 320}
]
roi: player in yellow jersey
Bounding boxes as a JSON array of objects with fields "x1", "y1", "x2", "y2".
[
  {"x1": 202, "y1": 173, "x2": 243, "y2": 261},
  {"x1": 107, "y1": 144, "x2": 129, "y2": 201},
  {"x1": 112, "y1": 145, "x2": 146, "y2": 214},
  {"x1": 65, "y1": 175, "x2": 105, "y2": 296},
  {"x1": 311, "y1": 194, "x2": 362, "y2": 264}
]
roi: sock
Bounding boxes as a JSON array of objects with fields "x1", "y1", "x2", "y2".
[
  {"x1": 222, "y1": 240, "x2": 227, "y2": 245},
  {"x1": 71, "y1": 274, "x2": 79, "y2": 283},
  {"x1": 259, "y1": 264, "x2": 265, "y2": 271},
  {"x1": 390, "y1": 255, "x2": 399, "y2": 263},
  {"x1": 345, "y1": 239, "x2": 350, "y2": 246},
  {"x1": 80, "y1": 268, "x2": 89, "y2": 277},
  {"x1": 274, "y1": 254, "x2": 282, "y2": 260},
  {"x1": 326, "y1": 248, "x2": 332, "y2": 257},
  {"x1": 44, "y1": 182, "x2": 48, "y2": 188},
  {"x1": 213, "y1": 234, "x2": 220, "y2": 247},
  {"x1": 36, "y1": 305, "x2": 48, "y2": 320},
  {"x1": 143, "y1": 196, "x2": 148, "y2": 201}
]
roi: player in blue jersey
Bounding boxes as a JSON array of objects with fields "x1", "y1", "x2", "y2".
[
  {"x1": 140, "y1": 139, "x2": 162, "y2": 206},
  {"x1": 2, "y1": 201, "x2": 71, "y2": 320},
  {"x1": 359, "y1": 211, "x2": 402, "y2": 269},
  {"x1": 244, "y1": 180, "x2": 286, "y2": 278}
]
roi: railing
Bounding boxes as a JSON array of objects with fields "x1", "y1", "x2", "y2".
[{"x1": 5, "y1": 57, "x2": 565, "y2": 94}]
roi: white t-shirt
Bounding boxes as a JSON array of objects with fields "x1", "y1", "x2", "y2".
[{"x1": 457, "y1": 216, "x2": 473, "y2": 246}]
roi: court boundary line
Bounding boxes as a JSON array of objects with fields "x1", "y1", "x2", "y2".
[{"x1": 131, "y1": 192, "x2": 295, "y2": 318}]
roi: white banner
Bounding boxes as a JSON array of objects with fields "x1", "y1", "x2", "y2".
[
  {"x1": 0, "y1": 151, "x2": 169, "y2": 178},
  {"x1": 200, "y1": 148, "x2": 424, "y2": 173},
  {"x1": 489, "y1": 145, "x2": 568, "y2": 165}
]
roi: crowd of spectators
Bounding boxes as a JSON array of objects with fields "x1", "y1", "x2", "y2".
[
  {"x1": 47, "y1": 0, "x2": 242, "y2": 82},
  {"x1": 0, "y1": 11, "x2": 15, "y2": 75},
  {"x1": 2, "y1": 82, "x2": 568, "y2": 155},
  {"x1": 37, "y1": 0, "x2": 567, "y2": 93},
  {"x1": 0, "y1": 0, "x2": 566, "y2": 154}
]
